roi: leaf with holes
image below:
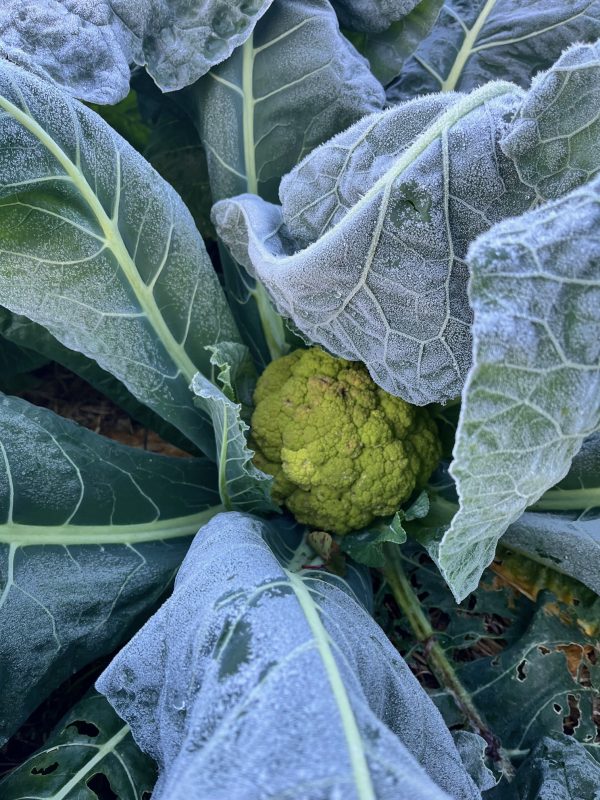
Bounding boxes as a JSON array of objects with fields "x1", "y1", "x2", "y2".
[
  {"x1": 0, "y1": 692, "x2": 156, "y2": 799},
  {"x1": 387, "y1": 0, "x2": 600, "y2": 102},
  {"x1": 0, "y1": 394, "x2": 222, "y2": 745},
  {"x1": 97, "y1": 512, "x2": 482, "y2": 800},
  {"x1": 0, "y1": 61, "x2": 241, "y2": 457}
]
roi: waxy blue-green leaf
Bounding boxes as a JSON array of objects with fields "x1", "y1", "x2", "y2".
[
  {"x1": 0, "y1": 0, "x2": 275, "y2": 103},
  {"x1": 0, "y1": 61, "x2": 240, "y2": 457},
  {"x1": 214, "y1": 82, "x2": 533, "y2": 405},
  {"x1": 187, "y1": 0, "x2": 385, "y2": 366},
  {"x1": 433, "y1": 176, "x2": 600, "y2": 601},
  {"x1": 0, "y1": 394, "x2": 222, "y2": 746},
  {"x1": 0, "y1": 693, "x2": 155, "y2": 799},
  {"x1": 331, "y1": 0, "x2": 420, "y2": 33},
  {"x1": 501, "y1": 40, "x2": 600, "y2": 201},
  {"x1": 387, "y1": 0, "x2": 600, "y2": 102},
  {"x1": 347, "y1": 0, "x2": 444, "y2": 85},
  {"x1": 98, "y1": 512, "x2": 481, "y2": 800}
]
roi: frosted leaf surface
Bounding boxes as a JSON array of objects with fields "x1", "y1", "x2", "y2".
[
  {"x1": 214, "y1": 82, "x2": 534, "y2": 405},
  {"x1": 97, "y1": 512, "x2": 482, "y2": 800},
  {"x1": 0, "y1": 61, "x2": 240, "y2": 456},
  {"x1": 431, "y1": 176, "x2": 600, "y2": 601},
  {"x1": 330, "y1": 0, "x2": 420, "y2": 33},
  {"x1": 0, "y1": 0, "x2": 274, "y2": 103},
  {"x1": 187, "y1": 0, "x2": 384, "y2": 366},
  {"x1": 501, "y1": 41, "x2": 600, "y2": 201},
  {"x1": 0, "y1": 393, "x2": 221, "y2": 745},
  {"x1": 387, "y1": 0, "x2": 600, "y2": 101},
  {"x1": 507, "y1": 735, "x2": 600, "y2": 800}
]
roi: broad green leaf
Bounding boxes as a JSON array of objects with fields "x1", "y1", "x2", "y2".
[
  {"x1": 501, "y1": 41, "x2": 600, "y2": 200},
  {"x1": 387, "y1": 0, "x2": 600, "y2": 102},
  {"x1": 191, "y1": 344, "x2": 278, "y2": 513},
  {"x1": 429, "y1": 176, "x2": 600, "y2": 601},
  {"x1": 0, "y1": 62, "x2": 241, "y2": 457},
  {"x1": 492, "y1": 736, "x2": 600, "y2": 800},
  {"x1": 97, "y1": 512, "x2": 481, "y2": 800},
  {"x1": 0, "y1": 394, "x2": 222, "y2": 745},
  {"x1": 0, "y1": 0, "x2": 275, "y2": 103},
  {"x1": 0, "y1": 693, "x2": 155, "y2": 799},
  {"x1": 188, "y1": 0, "x2": 385, "y2": 365},
  {"x1": 347, "y1": 0, "x2": 444, "y2": 85},
  {"x1": 214, "y1": 82, "x2": 533, "y2": 405}
]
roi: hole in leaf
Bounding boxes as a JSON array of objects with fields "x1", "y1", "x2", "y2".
[
  {"x1": 67, "y1": 719, "x2": 100, "y2": 737},
  {"x1": 466, "y1": 596, "x2": 477, "y2": 611},
  {"x1": 142, "y1": 793, "x2": 152, "y2": 800},
  {"x1": 429, "y1": 607, "x2": 450, "y2": 632},
  {"x1": 87, "y1": 773, "x2": 118, "y2": 800},
  {"x1": 31, "y1": 761, "x2": 59, "y2": 776},
  {"x1": 538, "y1": 645, "x2": 551, "y2": 656},
  {"x1": 553, "y1": 704, "x2": 562, "y2": 714},
  {"x1": 563, "y1": 694, "x2": 581, "y2": 736},
  {"x1": 516, "y1": 659, "x2": 528, "y2": 682}
]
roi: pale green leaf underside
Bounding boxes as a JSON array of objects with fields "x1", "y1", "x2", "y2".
[
  {"x1": 387, "y1": 0, "x2": 600, "y2": 101},
  {"x1": 0, "y1": 693, "x2": 155, "y2": 799},
  {"x1": 98, "y1": 512, "x2": 480, "y2": 800},
  {"x1": 214, "y1": 81, "x2": 533, "y2": 405},
  {"x1": 0, "y1": 0, "x2": 274, "y2": 103},
  {"x1": 0, "y1": 61, "x2": 240, "y2": 457},
  {"x1": 0, "y1": 394, "x2": 222, "y2": 745},
  {"x1": 436, "y1": 176, "x2": 600, "y2": 601}
]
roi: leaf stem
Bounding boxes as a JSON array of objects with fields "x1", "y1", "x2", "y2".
[{"x1": 382, "y1": 543, "x2": 515, "y2": 778}]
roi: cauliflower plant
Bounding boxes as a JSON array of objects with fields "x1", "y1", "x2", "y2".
[{"x1": 250, "y1": 348, "x2": 441, "y2": 534}]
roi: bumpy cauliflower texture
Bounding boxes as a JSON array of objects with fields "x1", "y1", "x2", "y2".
[{"x1": 250, "y1": 348, "x2": 441, "y2": 534}]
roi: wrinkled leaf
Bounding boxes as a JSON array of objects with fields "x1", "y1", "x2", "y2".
[
  {"x1": 0, "y1": 394, "x2": 221, "y2": 745},
  {"x1": 490, "y1": 735, "x2": 600, "y2": 800},
  {"x1": 98, "y1": 512, "x2": 481, "y2": 800},
  {"x1": 191, "y1": 344, "x2": 277, "y2": 513},
  {"x1": 214, "y1": 82, "x2": 533, "y2": 404},
  {"x1": 387, "y1": 0, "x2": 600, "y2": 102},
  {"x1": 331, "y1": 0, "x2": 420, "y2": 33},
  {"x1": 501, "y1": 41, "x2": 600, "y2": 201},
  {"x1": 0, "y1": 692, "x2": 155, "y2": 799},
  {"x1": 347, "y1": 0, "x2": 444, "y2": 85},
  {"x1": 188, "y1": 0, "x2": 385, "y2": 365},
  {"x1": 0, "y1": 62, "x2": 240, "y2": 457},
  {"x1": 0, "y1": 0, "x2": 274, "y2": 103},
  {"x1": 430, "y1": 175, "x2": 600, "y2": 601}
]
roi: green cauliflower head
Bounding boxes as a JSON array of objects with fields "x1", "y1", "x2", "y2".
[{"x1": 250, "y1": 348, "x2": 441, "y2": 535}]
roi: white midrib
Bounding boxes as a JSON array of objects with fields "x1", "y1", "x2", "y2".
[
  {"x1": 0, "y1": 94, "x2": 198, "y2": 383},
  {"x1": 442, "y1": 0, "x2": 498, "y2": 91},
  {"x1": 241, "y1": 36, "x2": 287, "y2": 360},
  {"x1": 0, "y1": 504, "x2": 224, "y2": 545},
  {"x1": 50, "y1": 724, "x2": 130, "y2": 800},
  {"x1": 267, "y1": 80, "x2": 518, "y2": 269},
  {"x1": 286, "y1": 571, "x2": 376, "y2": 800}
]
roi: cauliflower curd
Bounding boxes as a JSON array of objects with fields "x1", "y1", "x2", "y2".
[{"x1": 250, "y1": 348, "x2": 441, "y2": 534}]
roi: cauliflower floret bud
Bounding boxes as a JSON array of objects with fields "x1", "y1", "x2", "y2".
[{"x1": 250, "y1": 348, "x2": 441, "y2": 534}]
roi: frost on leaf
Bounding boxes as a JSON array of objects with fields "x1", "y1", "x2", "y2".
[
  {"x1": 433, "y1": 176, "x2": 600, "y2": 601},
  {"x1": 214, "y1": 82, "x2": 533, "y2": 405},
  {"x1": 97, "y1": 513, "x2": 481, "y2": 800},
  {"x1": 0, "y1": 0, "x2": 274, "y2": 103}
]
